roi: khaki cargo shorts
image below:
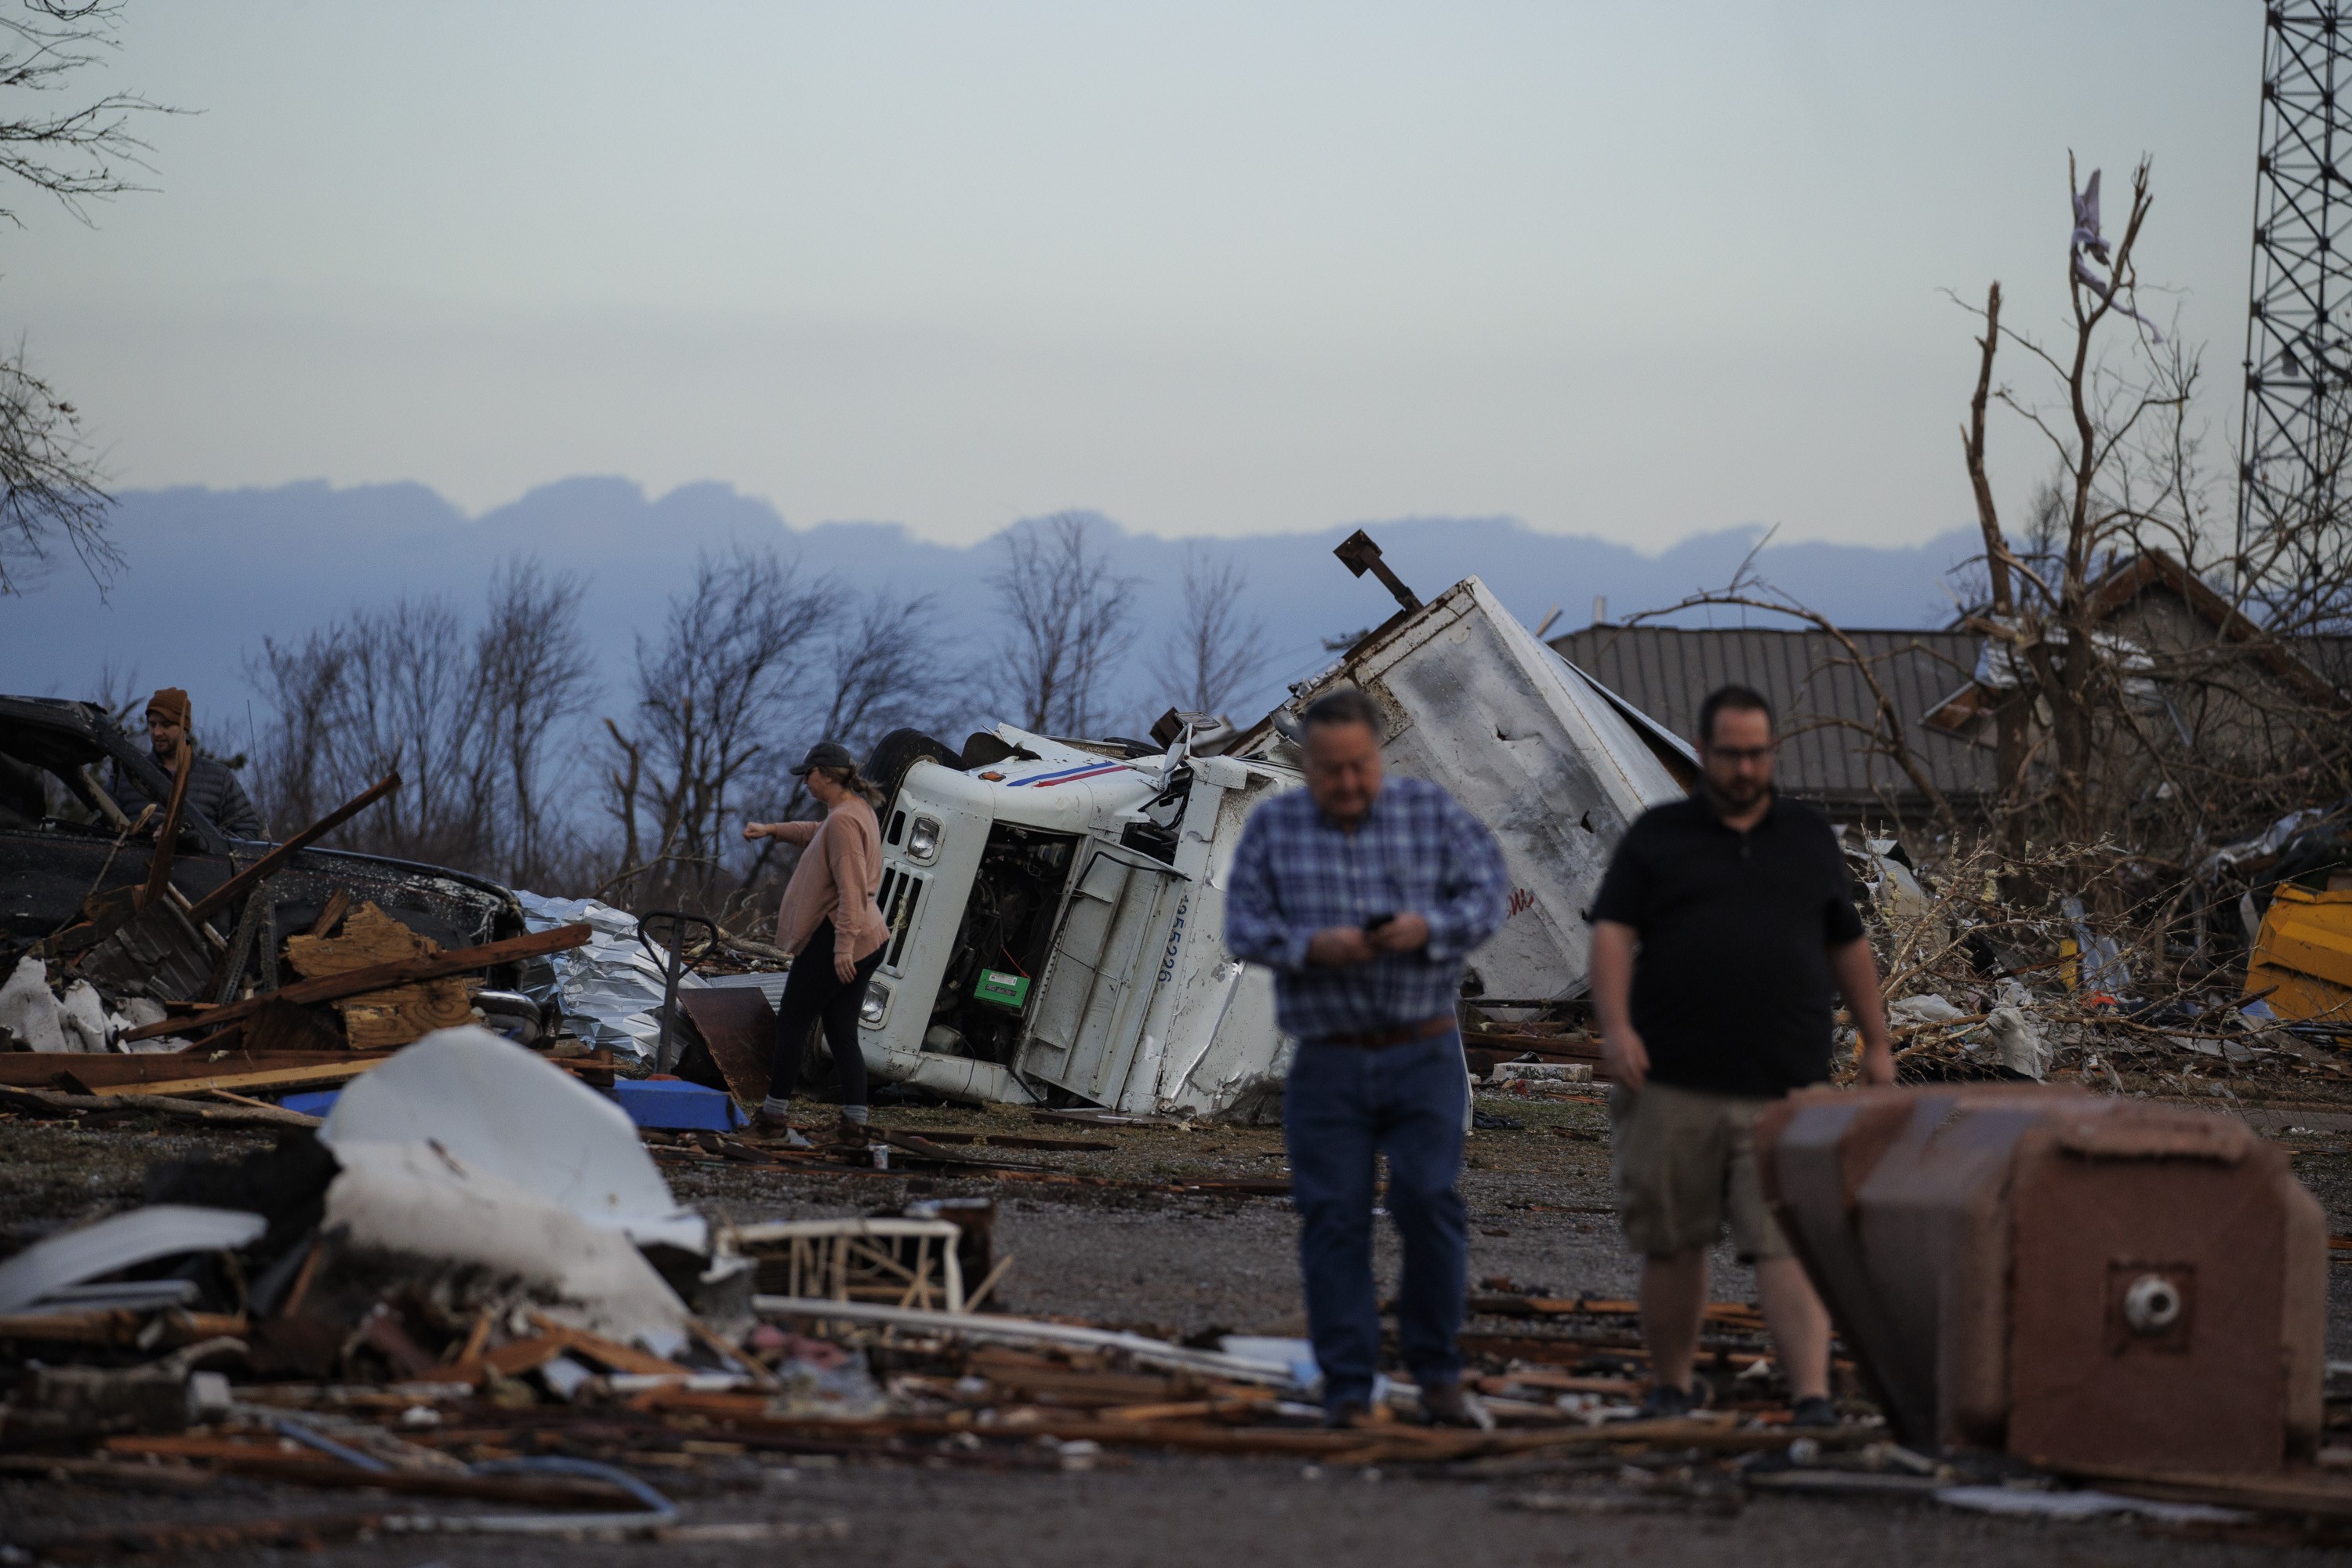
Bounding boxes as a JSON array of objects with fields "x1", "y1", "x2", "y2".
[{"x1": 1608, "y1": 1080, "x2": 1792, "y2": 1261}]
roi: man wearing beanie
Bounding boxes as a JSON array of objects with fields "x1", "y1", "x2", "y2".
[{"x1": 111, "y1": 688, "x2": 265, "y2": 840}]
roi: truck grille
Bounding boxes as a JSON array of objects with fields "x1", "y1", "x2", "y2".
[{"x1": 877, "y1": 866, "x2": 924, "y2": 973}]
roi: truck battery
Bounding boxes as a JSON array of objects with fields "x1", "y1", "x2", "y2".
[{"x1": 1755, "y1": 1083, "x2": 2325, "y2": 1474}]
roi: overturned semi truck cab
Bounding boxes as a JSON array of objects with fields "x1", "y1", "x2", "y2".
[
  {"x1": 853, "y1": 731, "x2": 1301, "y2": 1120},
  {"x1": 848, "y1": 575, "x2": 1693, "y2": 1120}
]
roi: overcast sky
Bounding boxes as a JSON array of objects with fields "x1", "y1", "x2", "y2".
[{"x1": 10, "y1": 2, "x2": 2259, "y2": 549}]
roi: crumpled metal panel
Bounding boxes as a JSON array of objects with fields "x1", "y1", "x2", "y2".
[
  {"x1": 675, "y1": 984, "x2": 776, "y2": 1107},
  {"x1": 1255, "y1": 577, "x2": 1688, "y2": 1003},
  {"x1": 513, "y1": 891, "x2": 705, "y2": 1065}
]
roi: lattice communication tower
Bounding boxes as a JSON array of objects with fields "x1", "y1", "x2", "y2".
[{"x1": 2239, "y1": 2, "x2": 2352, "y2": 562}]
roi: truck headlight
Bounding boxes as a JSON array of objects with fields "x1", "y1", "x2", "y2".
[
  {"x1": 858, "y1": 981, "x2": 891, "y2": 1029},
  {"x1": 906, "y1": 815, "x2": 943, "y2": 864}
]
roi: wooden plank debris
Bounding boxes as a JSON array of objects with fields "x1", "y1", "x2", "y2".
[
  {"x1": 0, "y1": 1049, "x2": 361, "y2": 1090},
  {"x1": 0, "y1": 1083, "x2": 322, "y2": 1129},
  {"x1": 136, "y1": 747, "x2": 195, "y2": 913},
  {"x1": 306, "y1": 887, "x2": 353, "y2": 938},
  {"x1": 283, "y1": 902, "x2": 474, "y2": 1051},
  {"x1": 0, "y1": 1308, "x2": 247, "y2": 1346},
  {"x1": 88, "y1": 1059, "x2": 383, "y2": 1099},
  {"x1": 121, "y1": 923, "x2": 592, "y2": 1043}
]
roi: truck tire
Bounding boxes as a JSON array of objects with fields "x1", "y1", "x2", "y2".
[{"x1": 864, "y1": 729, "x2": 961, "y2": 816}]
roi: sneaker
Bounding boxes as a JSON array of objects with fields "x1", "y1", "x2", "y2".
[
  {"x1": 1789, "y1": 1395, "x2": 1838, "y2": 1428},
  {"x1": 1636, "y1": 1381, "x2": 1703, "y2": 1421},
  {"x1": 1418, "y1": 1381, "x2": 1494, "y2": 1430}
]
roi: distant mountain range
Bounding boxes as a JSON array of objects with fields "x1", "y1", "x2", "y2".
[{"x1": 3, "y1": 477, "x2": 1984, "y2": 744}]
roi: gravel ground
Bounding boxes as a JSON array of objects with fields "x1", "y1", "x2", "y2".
[
  {"x1": 0, "y1": 1449, "x2": 2327, "y2": 1566},
  {"x1": 2, "y1": 1081, "x2": 2350, "y2": 1563}
]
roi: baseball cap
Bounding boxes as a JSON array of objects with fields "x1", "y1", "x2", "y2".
[{"x1": 789, "y1": 740, "x2": 857, "y2": 776}]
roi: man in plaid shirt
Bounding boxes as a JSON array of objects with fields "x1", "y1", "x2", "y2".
[{"x1": 1226, "y1": 688, "x2": 1510, "y2": 1427}]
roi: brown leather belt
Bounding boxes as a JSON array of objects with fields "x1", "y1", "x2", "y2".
[{"x1": 1305, "y1": 1014, "x2": 1457, "y2": 1050}]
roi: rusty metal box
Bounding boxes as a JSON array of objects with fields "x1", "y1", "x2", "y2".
[{"x1": 1756, "y1": 1085, "x2": 2325, "y2": 1473}]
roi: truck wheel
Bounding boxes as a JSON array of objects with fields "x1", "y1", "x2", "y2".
[{"x1": 864, "y1": 729, "x2": 961, "y2": 815}]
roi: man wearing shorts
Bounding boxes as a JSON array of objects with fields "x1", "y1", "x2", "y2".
[{"x1": 1588, "y1": 684, "x2": 1893, "y2": 1426}]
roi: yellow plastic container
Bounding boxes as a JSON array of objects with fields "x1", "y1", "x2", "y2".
[{"x1": 2247, "y1": 884, "x2": 2352, "y2": 1025}]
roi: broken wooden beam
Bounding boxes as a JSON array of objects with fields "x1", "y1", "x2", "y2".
[
  {"x1": 135, "y1": 748, "x2": 195, "y2": 913},
  {"x1": 183, "y1": 772, "x2": 401, "y2": 928},
  {"x1": 0, "y1": 1308, "x2": 247, "y2": 1346},
  {"x1": 87, "y1": 1059, "x2": 382, "y2": 1099},
  {"x1": 121, "y1": 923, "x2": 591, "y2": 1043},
  {"x1": 0, "y1": 1049, "x2": 362, "y2": 1091}
]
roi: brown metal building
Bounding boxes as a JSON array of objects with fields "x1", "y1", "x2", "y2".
[{"x1": 1548, "y1": 623, "x2": 1993, "y2": 827}]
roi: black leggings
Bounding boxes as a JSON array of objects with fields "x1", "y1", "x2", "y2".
[{"x1": 768, "y1": 919, "x2": 884, "y2": 1109}]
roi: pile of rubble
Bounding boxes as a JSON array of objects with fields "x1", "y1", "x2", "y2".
[{"x1": 3, "y1": 1025, "x2": 2349, "y2": 1559}]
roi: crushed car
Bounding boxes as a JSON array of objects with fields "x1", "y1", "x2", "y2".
[{"x1": 0, "y1": 694, "x2": 524, "y2": 1018}]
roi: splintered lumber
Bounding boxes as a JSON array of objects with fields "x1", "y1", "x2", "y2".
[
  {"x1": 620, "y1": 1390, "x2": 1862, "y2": 1465},
  {"x1": 0, "y1": 1309, "x2": 246, "y2": 1346},
  {"x1": 284, "y1": 902, "x2": 474, "y2": 1051},
  {"x1": 437, "y1": 1321, "x2": 699, "y2": 1387},
  {"x1": 183, "y1": 772, "x2": 401, "y2": 927},
  {"x1": 0, "y1": 1048, "x2": 359, "y2": 1091},
  {"x1": 0, "y1": 1082, "x2": 321, "y2": 1129},
  {"x1": 1468, "y1": 1295, "x2": 1768, "y2": 1332},
  {"x1": 136, "y1": 748, "x2": 195, "y2": 913},
  {"x1": 307, "y1": 888, "x2": 353, "y2": 938},
  {"x1": 242, "y1": 995, "x2": 348, "y2": 1052},
  {"x1": 752, "y1": 1297, "x2": 1298, "y2": 1385},
  {"x1": 88, "y1": 1058, "x2": 381, "y2": 1098},
  {"x1": 121, "y1": 924, "x2": 591, "y2": 1043},
  {"x1": 74, "y1": 888, "x2": 219, "y2": 1002}
]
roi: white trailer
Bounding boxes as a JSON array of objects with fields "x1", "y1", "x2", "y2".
[
  {"x1": 845, "y1": 574, "x2": 1690, "y2": 1119},
  {"x1": 1231, "y1": 574, "x2": 1696, "y2": 1006}
]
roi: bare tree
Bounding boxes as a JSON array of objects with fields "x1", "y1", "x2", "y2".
[
  {"x1": 310, "y1": 596, "x2": 495, "y2": 869},
  {"x1": 1950, "y1": 155, "x2": 2351, "y2": 900},
  {"x1": 0, "y1": 339, "x2": 108, "y2": 593},
  {"x1": 246, "y1": 625, "x2": 349, "y2": 839},
  {"x1": 601, "y1": 547, "x2": 833, "y2": 909},
  {"x1": 476, "y1": 557, "x2": 594, "y2": 888},
  {"x1": 1624, "y1": 532, "x2": 1966, "y2": 838},
  {"x1": 0, "y1": 2, "x2": 175, "y2": 595},
  {"x1": 83, "y1": 652, "x2": 138, "y2": 727},
  {"x1": 731, "y1": 586, "x2": 953, "y2": 905},
  {"x1": 1159, "y1": 544, "x2": 1269, "y2": 718},
  {"x1": 989, "y1": 512, "x2": 1138, "y2": 735},
  {"x1": 245, "y1": 557, "x2": 597, "y2": 884}
]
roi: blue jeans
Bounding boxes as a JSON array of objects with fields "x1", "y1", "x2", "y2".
[{"x1": 1283, "y1": 1033, "x2": 1469, "y2": 1410}]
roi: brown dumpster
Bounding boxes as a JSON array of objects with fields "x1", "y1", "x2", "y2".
[{"x1": 1755, "y1": 1084, "x2": 2325, "y2": 1473}]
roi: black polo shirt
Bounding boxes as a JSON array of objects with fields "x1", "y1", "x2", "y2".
[{"x1": 1588, "y1": 793, "x2": 1864, "y2": 1097}]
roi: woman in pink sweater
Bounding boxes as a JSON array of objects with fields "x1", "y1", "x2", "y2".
[{"x1": 740, "y1": 741, "x2": 891, "y2": 1139}]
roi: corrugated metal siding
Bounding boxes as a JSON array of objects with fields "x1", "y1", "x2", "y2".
[{"x1": 1551, "y1": 625, "x2": 1993, "y2": 815}]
